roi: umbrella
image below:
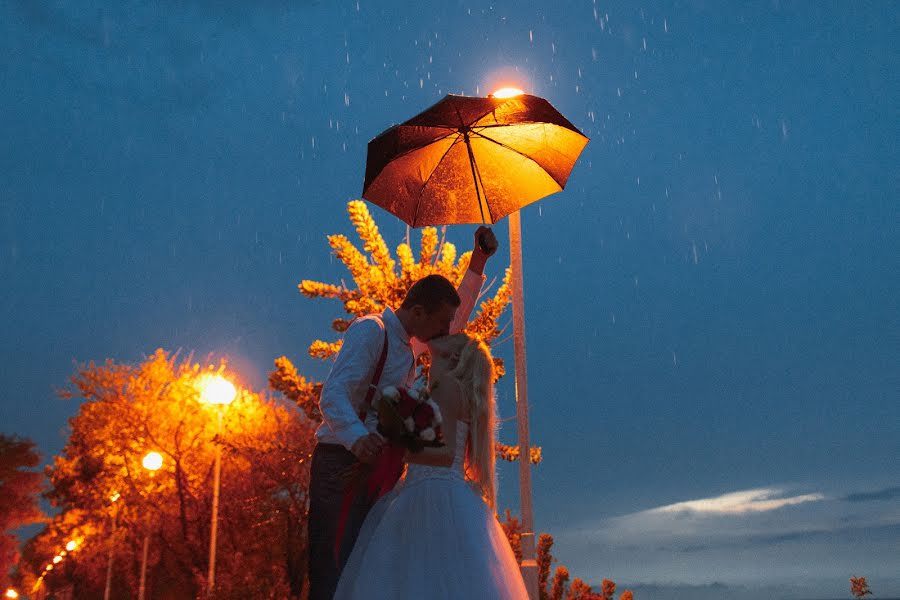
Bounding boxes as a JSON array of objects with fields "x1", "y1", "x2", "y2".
[
  {"x1": 362, "y1": 93, "x2": 588, "y2": 227},
  {"x1": 362, "y1": 92, "x2": 588, "y2": 600}
]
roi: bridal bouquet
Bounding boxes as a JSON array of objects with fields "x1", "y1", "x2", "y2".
[{"x1": 375, "y1": 384, "x2": 444, "y2": 452}]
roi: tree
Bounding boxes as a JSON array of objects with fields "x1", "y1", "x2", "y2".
[
  {"x1": 500, "y1": 512, "x2": 634, "y2": 600},
  {"x1": 271, "y1": 199, "x2": 542, "y2": 464},
  {"x1": 0, "y1": 434, "x2": 44, "y2": 590},
  {"x1": 537, "y1": 533, "x2": 555, "y2": 600},
  {"x1": 550, "y1": 565, "x2": 570, "y2": 600},
  {"x1": 850, "y1": 576, "x2": 872, "y2": 598},
  {"x1": 24, "y1": 349, "x2": 316, "y2": 599},
  {"x1": 568, "y1": 578, "x2": 599, "y2": 600}
]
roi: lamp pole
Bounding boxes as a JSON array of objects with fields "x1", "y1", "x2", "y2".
[
  {"x1": 139, "y1": 452, "x2": 163, "y2": 600},
  {"x1": 508, "y1": 210, "x2": 539, "y2": 599},
  {"x1": 103, "y1": 492, "x2": 120, "y2": 600},
  {"x1": 199, "y1": 375, "x2": 236, "y2": 598},
  {"x1": 207, "y1": 410, "x2": 223, "y2": 597}
]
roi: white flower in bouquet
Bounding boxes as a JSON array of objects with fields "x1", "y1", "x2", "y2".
[
  {"x1": 403, "y1": 417, "x2": 415, "y2": 432},
  {"x1": 420, "y1": 427, "x2": 435, "y2": 442},
  {"x1": 425, "y1": 399, "x2": 443, "y2": 426}
]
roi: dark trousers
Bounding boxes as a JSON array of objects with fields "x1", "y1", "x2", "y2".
[{"x1": 308, "y1": 443, "x2": 373, "y2": 600}]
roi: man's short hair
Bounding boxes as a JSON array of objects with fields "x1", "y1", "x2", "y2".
[{"x1": 401, "y1": 274, "x2": 461, "y2": 313}]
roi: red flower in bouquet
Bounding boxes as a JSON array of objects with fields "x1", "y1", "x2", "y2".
[{"x1": 378, "y1": 385, "x2": 443, "y2": 450}]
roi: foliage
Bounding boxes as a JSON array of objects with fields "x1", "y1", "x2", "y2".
[
  {"x1": 273, "y1": 199, "x2": 541, "y2": 464},
  {"x1": 500, "y1": 511, "x2": 634, "y2": 600},
  {"x1": 0, "y1": 434, "x2": 44, "y2": 590},
  {"x1": 850, "y1": 576, "x2": 872, "y2": 598},
  {"x1": 23, "y1": 349, "x2": 315, "y2": 599}
]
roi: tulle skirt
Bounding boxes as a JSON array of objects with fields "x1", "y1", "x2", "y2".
[{"x1": 334, "y1": 469, "x2": 529, "y2": 600}]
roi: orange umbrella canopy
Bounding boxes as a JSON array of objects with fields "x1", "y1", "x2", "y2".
[{"x1": 362, "y1": 93, "x2": 589, "y2": 227}]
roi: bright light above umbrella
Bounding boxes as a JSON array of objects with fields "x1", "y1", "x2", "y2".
[{"x1": 490, "y1": 87, "x2": 524, "y2": 98}]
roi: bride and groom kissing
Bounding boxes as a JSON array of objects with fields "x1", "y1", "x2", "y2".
[{"x1": 308, "y1": 226, "x2": 530, "y2": 600}]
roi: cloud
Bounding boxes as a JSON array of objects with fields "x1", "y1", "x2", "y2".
[
  {"x1": 648, "y1": 487, "x2": 825, "y2": 516},
  {"x1": 844, "y1": 485, "x2": 900, "y2": 503}
]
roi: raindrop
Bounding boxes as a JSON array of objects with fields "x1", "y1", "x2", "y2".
[
  {"x1": 672, "y1": 352, "x2": 677, "y2": 366},
  {"x1": 529, "y1": 30, "x2": 533, "y2": 42}
]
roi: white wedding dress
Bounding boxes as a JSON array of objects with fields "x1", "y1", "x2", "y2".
[{"x1": 334, "y1": 421, "x2": 529, "y2": 600}]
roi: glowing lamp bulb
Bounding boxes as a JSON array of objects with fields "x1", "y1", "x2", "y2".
[
  {"x1": 5, "y1": 589, "x2": 19, "y2": 599},
  {"x1": 52, "y1": 556, "x2": 62, "y2": 564},
  {"x1": 200, "y1": 375, "x2": 237, "y2": 406},
  {"x1": 142, "y1": 451, "x2": 163, "y2": 472},
  {"x1": 65, "y1": 540, "x2": 77, "y2": 552},
  {"x1": 490, "y1": 87, "x2": 524, "y2": 98}
]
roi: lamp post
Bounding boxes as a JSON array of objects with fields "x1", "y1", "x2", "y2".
[
  {"x1": 199, "y1": 375, "x2": 237, "y2": 598},
  {"x1": 103, "y1": 492, "x2": 120, "y2": 600},
  {"x1": 489, "y1": 85, "x2": 539, "y2": 600},
  {"x1": 139, "y1": 452, "x2": 163, "y2": 600}
]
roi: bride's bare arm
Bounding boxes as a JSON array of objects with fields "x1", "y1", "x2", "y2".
[{"x1": 405, "y1": 376, "x2": 462, "y2": 468}]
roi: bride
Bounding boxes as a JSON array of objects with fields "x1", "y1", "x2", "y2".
[{"x1": 334, "y1": 333, "x2": 529, "y2": 599}]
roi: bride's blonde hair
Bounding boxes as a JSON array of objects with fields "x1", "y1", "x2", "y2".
[{"x1": 446, "y1": 333, "x2": 497, "y2": 510}]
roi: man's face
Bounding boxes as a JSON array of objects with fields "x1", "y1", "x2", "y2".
[{"x1": 413, "y1": 301, "x2": 458, "y2": 342}]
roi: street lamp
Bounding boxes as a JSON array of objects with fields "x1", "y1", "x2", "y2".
[
  {"x1": 199, "y1": 374, "x2": 236, "y2": 598},
  {"x1": 139, "y1": 452, "x2": 163, "y2": 600},
  {"x1": 5, "y1": 588, "x2": 19, "y2": 599},
  {"x1": 487, "y1": 84, "x2": 539, "y2": 600}
]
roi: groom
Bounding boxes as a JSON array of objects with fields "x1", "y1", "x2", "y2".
[{"x1": 308, "y1": 226, "x2": 499, "y2": 600}]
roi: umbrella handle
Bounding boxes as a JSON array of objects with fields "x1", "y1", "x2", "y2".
[{"x1": 477, "y1": 228, "x2": 493, "y2": 253}]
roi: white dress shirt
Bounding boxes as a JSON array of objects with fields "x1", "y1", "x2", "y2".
[{"x1": 316, "y1": 269, "x2": 485, "y2": 450}]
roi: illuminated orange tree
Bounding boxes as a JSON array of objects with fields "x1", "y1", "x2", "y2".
[
  {"x1": 0, "y1": 434, "x2": 44, "y2": 591},
  {"x1": 25, "y1": 349, "x2": 315, "y2": 599},
  {"x1": 270, "y1": 199, "x2": 541, "y2": 465}
]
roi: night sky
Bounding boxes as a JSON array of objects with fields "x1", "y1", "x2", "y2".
[{"x1": 3, "y1": 2, "x2": 898, "y2": 598}]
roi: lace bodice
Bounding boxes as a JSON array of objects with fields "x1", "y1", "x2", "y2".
[{"x1": 401, "y1": 421, "x2": 468, "y2": 487}]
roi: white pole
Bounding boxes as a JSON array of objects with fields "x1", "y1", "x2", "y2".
[
  {"x1": 508, "y1": 210, "x2": 539, "y2": 599},
  {"x1": 207, "y1": 410, "x2": 223, "y2": 598},
  {"x1": 138, "y1": 533, "x2": 149, "y2": 600}
]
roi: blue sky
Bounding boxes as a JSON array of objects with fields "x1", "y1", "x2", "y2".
[{"x1": 2, "y1": 1, "x2": 898, "y2": 598}]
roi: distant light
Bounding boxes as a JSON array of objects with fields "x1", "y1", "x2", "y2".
[
  {"x1": 65, "y1": 540, "x2": 77, "y2": 552},
  {"x1": 199, "y1": 375, "x2": 237, "y2": 406},
  {"x1": 45, "y1": 565, "x2": 53, "y2": 571},
  {"x1": 110, "y1": 491, "x2": 121, "y2": 503},
  {"x1": 490, "y1": 87, "x2": 525, "y2": 98},
  {"x1": 52, "y1": 556, "x2": 62, "y2": 564},
  {"x1": 5, "y1": 589, "x2": 19, "y2": 599},
  {"x1": 142, "y1": 452, "x2": 163, "y2": 472}
]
